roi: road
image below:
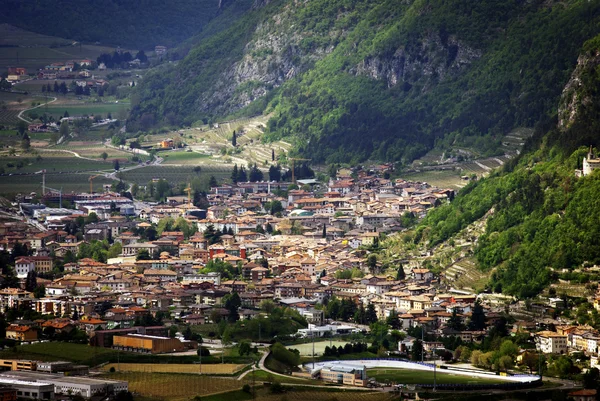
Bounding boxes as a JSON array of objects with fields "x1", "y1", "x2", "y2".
[{"x1": 17, "y1": 95, "x2": 57, "y2": 123}]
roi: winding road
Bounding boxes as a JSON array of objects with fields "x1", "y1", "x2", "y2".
[{"x1": 17, "y1": 95, "x2": 57, "y2": 123}]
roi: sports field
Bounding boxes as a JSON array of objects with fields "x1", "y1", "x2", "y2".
[
  {"x1": 101, "y1": 363, "x2": 246, "y2": 375},
  {"x1": 367, "y1": 368, "x2": 506, "y2": 385}
]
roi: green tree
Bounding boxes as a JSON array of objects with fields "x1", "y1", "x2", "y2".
[
  {"x1": 113, "y1": 159, "x2": 120, "y2": 171},
  {"x1": 101, "y1": 151, "x2": 108, "y2": 160},
  {"x1": 232, "y1": 130, "x2": 236, "y2": 147},
  {"x1": 447, "y1": 309, "x2": 464, "y2": 331}
]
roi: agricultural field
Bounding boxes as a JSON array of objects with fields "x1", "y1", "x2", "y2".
[
  {"x1": 400, "y1": 169, "x2": 466, "y2": 190},
  {"x1": 101, "y1": 363, "x2": 246, "y2": 375},
  {"x1": 119, "y1": 165, "x2": 232, "y2": 186},
  {"x1": 287, "y1": 341, "x2": 350, "y2": 356},
  {"x1": 0, "y1": 91, "x2": 39, "y2": 126},
  {"x1": 101, "y1": 372, "x2": 248, "y2": 401},
  {"x1": 0, "y1": 155, "x2": 114, "y2": 174},
  {"x1": 160, "y1": 150, "x2": 211, "y2": 165},
  {"x1": 366, "y1": 368, "x2": 506, "y2": 385},
  {"x1": 0, "y1": 172, "x2": 113, "y2": 197},
  {"x1": 444, "y1": 258, "x2": 491, "y2": 293},
  {"x1": 0, "y1": 342, "x2": 117, "y2": 365},
  {"x1": 0, "y1": 24, "x2": 119, "y2": 71},
  {"x1": 24, "y1": 101, "x2": 129, "y2": 120}
]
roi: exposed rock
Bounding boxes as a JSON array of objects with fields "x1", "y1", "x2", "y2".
[
  {"x1": 354, "y1": 33, "x2": 481, "y2": 90},
  {"x1": 558, "y1": 50, "x2": 600, "y2": 131}
]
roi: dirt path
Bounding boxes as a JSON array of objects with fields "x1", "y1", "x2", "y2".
[{"x1": 17, "y1": 95, "x2": 57, "y2": 123}]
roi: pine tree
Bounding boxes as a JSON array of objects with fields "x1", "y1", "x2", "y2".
[
  {"x1": 271, "y1": 148, "x2": 275, "y2": 161},
  {"x1": 231, "y1": 164, "x2": 238, "y2": 183},
  {"x1": 448, "y1": 308, "x2": 464, "y2": 331},
  {"x1": 232, "y1": 130, "x2": 236, "y2": 147},
  {"x1": 366, "y1": 303, "x2": 378, "y2": 324},
  {"x1": 322, "y1": 224, "x2": 327, "y2": 239},
  {"x1": 396, "y1": 264, "x2": 406, "y2": 280}
]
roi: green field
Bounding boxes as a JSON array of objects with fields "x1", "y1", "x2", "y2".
[
  {"x1": 119, "y1": 165, "x2": 232, "y2": 185},
  {"x1": 0, "y1": 24, "x2": 119, "y2": 71},
  {"x1": 400, "y1": 169, "x2": 466, "y2": 190},
  {"x1": 287, "y1": 341, "x2": 349, "y2": 356},
  {"x1": 0, "y1": 173, "x2": 113, "y2": 196},
  {"x1": 25, "y1": 102, "x2": 129, "y2": 119},
  {"x1": 366, "y1": 368, "x2": 506, "y2": 385},
  {"x1": 160, "y1": 151, "x2": 210, "y2": 164},
  {"x1": 0, "y1": 156, "x2": 114, "y2": 174}
]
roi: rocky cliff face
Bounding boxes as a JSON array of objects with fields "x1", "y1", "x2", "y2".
[
  {"x1": 558, "y1": 50, "x2": 600, "y2": 131},
  {"x1": 193, "y1": 5, "x2": 337, "y2": 115},
  {"x1": 354, "y1": 33, "x2": 481, "y2": 90}
]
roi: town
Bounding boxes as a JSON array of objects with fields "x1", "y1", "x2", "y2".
[{"x1": 0, "y1": 162, "x2": 593, "y2": 401}]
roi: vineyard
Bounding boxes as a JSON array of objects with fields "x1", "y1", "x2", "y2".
[
  {"x1": 101, "y1": 363, "x2": 246, "y2": 375},
  {"x1": 101, "y1": 372, "x2": 248, "y2": 401},
  {"x1": 119, "y1": 165, "x2": 232, "y2": 185},
  {"x1": 0, "y1": 172, "x2": 112, "y2": 195}
]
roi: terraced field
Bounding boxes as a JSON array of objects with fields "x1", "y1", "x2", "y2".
[
  {"x1": 444, "y1": 258, "x2": 490, "y2": 292},
  {"x1": 401, "y1": 169, "x2": 465, "y2": 189}
]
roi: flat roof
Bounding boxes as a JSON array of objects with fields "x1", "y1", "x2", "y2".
[{"x1": 1, "y1": 371, "x2": 126, "y2": 386}]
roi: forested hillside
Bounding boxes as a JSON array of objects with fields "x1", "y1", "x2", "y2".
[
  {"x1": 0, "y1": 0, "x2": 225, "y2": 48},
  {"x1": 412, "y1": 37, "x2": 600, "y2": 298},
  {"x1": 130, "y1": 0, "x2": 600, "y2": 164}
]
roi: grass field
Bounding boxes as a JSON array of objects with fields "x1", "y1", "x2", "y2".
[
  {"x1": 0, "y1": 24, "x2": 119, "y2": 71},
  {"x1": 101, "y1": 363, "x2": 246, "y2": 375},
  {"x1": 366, "y1": 368, "x2": 506, "y2": 385},
  {"x1": 160, "y1": 151, "x2": 210, "y2": 164},
  {"x1": 0, "y1": 156, "x2": 114, "y2": 174},
  {"x1": 401, "y1": 169, "x2": 466, "y2": 189},
  {"x1": 287, "y1": 341, "x2": 349, "y2": 356},
  {"x1": 24, "y1": 102, "x2": 129, "y2": 119},
  {"x1": 119, "y1": 165, "x2": 232, "y2": 185},
  {"x1": 101, "y1": 372, "x2": 248, "y2": 401},
  {"x1": 0, "y1": 173, "x2": 113, "y2": 196}
]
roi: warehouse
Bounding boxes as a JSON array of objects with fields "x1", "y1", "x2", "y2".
[
  {"x1": 0, "y1": 376, "x2": 54, "y2": 400},
  {"x1": 0, "y1": 372, "x2": 127, "y2": 398},
  {"x1": 113, "y1": 333, "x2": 188, "y2": 354}
]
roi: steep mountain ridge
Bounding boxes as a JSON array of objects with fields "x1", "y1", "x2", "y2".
[
  {"x1": 408, "y1": 35, "x2": 600, "y2": 298},
  {"x1": 130, "y1": 0, "x2": 600, "y2": 164}
]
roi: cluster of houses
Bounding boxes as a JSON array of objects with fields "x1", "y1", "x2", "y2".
[{"x1": 0, "y1": 172, "x2": 489, "y2": 348}]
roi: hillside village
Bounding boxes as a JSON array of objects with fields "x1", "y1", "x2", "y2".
[{"x1": 0, "y1": 164, "x2": 598, "y2": 398}]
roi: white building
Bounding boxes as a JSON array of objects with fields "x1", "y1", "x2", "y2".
[
  {"x1": 535, "y1": 331, "x2": 568, "y2": 354},
  {"x1": 15, "y1": 258, "x2": 35, "y2": 278}
]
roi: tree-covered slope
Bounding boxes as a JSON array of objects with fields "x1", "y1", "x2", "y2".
[
  {"x1": 0, "y1": 0, "x2": 225, "y2": 48},
  {"x1": 413, "y1": 37, "x2": 600, "y2": 298},
  {"x1": 130, "y1": 0, "x2": 600, "y2": 164}
]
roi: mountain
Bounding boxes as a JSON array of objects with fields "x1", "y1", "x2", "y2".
[
  {"x1": 129, "y1": 0, "x2": 600, "y2": 164},
  {"x1": 0, "y1": 0, "x2": 226, "y2": 48},
  {"x1": 412, "y1": 36, "x2": 600, "y2": 298}
]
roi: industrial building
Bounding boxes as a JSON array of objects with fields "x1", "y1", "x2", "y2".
[
  {"x1": 0, "y1": 376, "x2": 54, "y2": 400},
  {"x1": 0, "y1": 360, "x2": 36, "y2": 372},
  {"x1": 113, "y1": 333, "x2": 190, "y2": 354},
  {"x1": 0, "y1": 372, "x2": 127, "y2": 398},
  {"x1": 310, "y1": 362, "x2": 367, "y2": 387}
]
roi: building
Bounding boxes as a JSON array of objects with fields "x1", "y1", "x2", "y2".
[
  {"x1": 5, "y1": 325, "x2": 38, "y2": 342},
  {"x1": 0, "y1": 376, "x2": 54, "y2": 400},
  {"x1": 0, "y1": 385, "x2": 17, "y2": 401},
  {"x1": 313, "y1": 362, "x2": 367, "y2": 386},
  {"x1": 568, "y1": 389, "x2": 597, "y2": 401},
  {"x1": 113, "y1": 334, "x2": 189, "y2": 354},
  {"x1": 0, "y1": 360, "x2": 36, "y2": 372},
  {"x1": 583, "y1": 146, "x2": 600, "y2": 176},
  {"x1": 14, "y1": 259, "x2": 35, "y2": 279},
  {"x1": 535, "y1": 331, "x2": 568, "y2": 354},
  {"x1": 0, "y1": 372, "x2": 127, "y2": 398}
]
